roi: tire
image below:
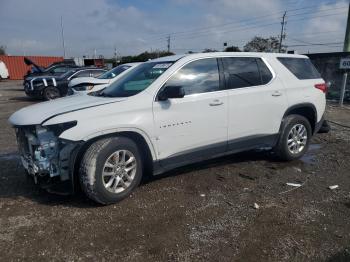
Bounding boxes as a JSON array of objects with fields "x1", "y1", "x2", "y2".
[
  {"x1": 318, "y1": 120, "x2": 331, "y2": 134},
  {"x1": 79, "y1": 137, "x2": 143, "y2": 205},
  {"x1": 274, "y1": 114, "x2": 312, "y2": 161},
  {"x1": 43, "y1": 86, "x2": 60, "y2": 100}
]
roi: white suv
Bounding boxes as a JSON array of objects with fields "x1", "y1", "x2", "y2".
[
  {"x1": 9, "y1": 52, "x2": 326, "y2": 204},
  {"x1": 68, "y1": 62, "x2": 141, "y2": 95}
]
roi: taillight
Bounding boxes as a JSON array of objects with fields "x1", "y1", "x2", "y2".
[{"x1": 315, "y1": 83, "x2": 327, "y2": 93}]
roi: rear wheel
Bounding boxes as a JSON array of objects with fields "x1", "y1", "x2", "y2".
[
  {"x1": 43, "y1": 86, "x2": 60, "y2": 100},
  {"x1": 274, "y1": 114, "x2": 312, "y2": 161},
  {"x1": 79, "y1": 137, "x2": 143, "y2": 205}
]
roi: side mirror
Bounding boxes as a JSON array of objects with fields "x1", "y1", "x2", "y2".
[{"x1": 158, "y1": 85, "x2": 185, "y2": 101}]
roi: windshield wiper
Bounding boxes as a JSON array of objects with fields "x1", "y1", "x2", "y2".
[{"x1": 95, "y1": 91, "x2": 113, "y2": 97}]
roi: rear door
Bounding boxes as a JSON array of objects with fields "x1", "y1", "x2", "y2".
[{"x1": 221, "y1": 57, "x2": 288, "y2": 149}]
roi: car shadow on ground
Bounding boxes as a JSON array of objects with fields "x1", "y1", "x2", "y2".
[
  {"x1": 8, "y1": 96, "x2": 40, "y2": 102},
  {"x1": 326, "y1": 248, "x2": 350, "y2": 262},
  {"x1": 141, "y1": 149, "x2": 283, "y2": 185},
  {"x1": 0, "y1": 148, "x2": 311, "y2": 208},
  {"x1": 0, "y1": 88, "x2": 25, "y2": 92}
]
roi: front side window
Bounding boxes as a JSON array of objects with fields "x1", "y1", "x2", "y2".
[
  {"x1": 222, "y1": 57, "x2": 262, "y2": 89},
  {"x1": 98, "y1": 65, "x2": 131, "y2": 79},
  {"x1": 99, "y1": 62, "x2": 173, "y2": 97},
  {"x1": 163, "y1": 58, "x2": 220, "y2": 96}
]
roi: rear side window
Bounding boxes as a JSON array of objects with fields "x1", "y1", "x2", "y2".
[
  {"x1": 277, "y1": 57, "x2": 321, "y2": 80},
  {"x1": 256, "y1": 59, "x2": 273, "y2": 84},
  {"x1": 222, "y1": 57, "x2": 273, "y2": 89},
  {"x1": 163, "y1": 58, "x2": 220, "y2": 95}
]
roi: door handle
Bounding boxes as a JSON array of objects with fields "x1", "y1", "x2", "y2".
[
  {"x1": 209, "y1": 99, "x2": 223, "y2": 106},
  {"x1": 272, "y1": 91, "x2": 282, "y2": 97}
]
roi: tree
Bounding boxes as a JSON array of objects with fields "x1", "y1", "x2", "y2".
[
  {"x1": 119, "y1": 50, "x2": 174, "y2": 63},
  {"x1": 243, "y1": 36, "x2": 285, "y2": 53},
  {"x1": 224, "y1": 46, "x2": 241, "y2": 52},
  {"x1": 0, "y1": 45, "x2": 6, "y2": 55},
  {"x1": 202, "y1": 48, "x2": 218, "y2": 53}
]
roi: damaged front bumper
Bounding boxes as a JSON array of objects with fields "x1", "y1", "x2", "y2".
[{"x1": 15, "y1": 123, "x2": 81, "y2": 194}]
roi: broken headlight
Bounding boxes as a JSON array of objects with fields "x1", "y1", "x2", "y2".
[
  {"x1": 44, "y1": 121, "x2": 77, "y2": 136},
  {"x1": 73, "y1": 85, "x2": 94, "y2": 91},
  {"x1": 19, "y1": 121, "x2": 78, "y2": 178}
]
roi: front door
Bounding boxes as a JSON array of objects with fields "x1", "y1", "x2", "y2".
[{"x1": 153, "y1": 58, "x2": 228, "y2": 167}]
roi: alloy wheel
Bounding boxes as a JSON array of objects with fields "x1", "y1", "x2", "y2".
[
  {"x1": 287, "y1": 123, "x2": 308, "y2": 154},
  {"x1": 102, "y1": 150, "x2": 137, "y2": 193}
]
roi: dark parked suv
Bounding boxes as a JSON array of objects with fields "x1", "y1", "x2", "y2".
[{"x1": 24, "y1": 67, "x2": 106, "y2": 100}]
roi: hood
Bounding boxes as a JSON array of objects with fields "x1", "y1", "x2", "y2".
[
  {"x1": 69, "y1": 77, "x2": 110, "y2": 88},
  {"x1": 9, "y1": 95, "x2": 125, "y2": 126},
  {"x1": 24, "y1": 57, "x2": 43, "y2": 73}
]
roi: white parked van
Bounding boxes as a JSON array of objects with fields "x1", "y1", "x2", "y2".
[
  {"x1": 0, "y1": 61, "x2": 9, "y2": 79},
  {"x1": 68, "y1": 62, "x2": 141, "y2": 94},
  {"x1": 9, "y1": 52, "x2": 327, "y2": 204}
]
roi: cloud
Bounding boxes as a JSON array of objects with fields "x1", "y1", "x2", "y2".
[
  {"x1": 304, "y1": 0, "x2": 347, "y2": 34},
  {"x1": 291, "y1": 0, "x2": 348, "y2": 52},
  {"x1": 0, "y1": 0, "x2": 347, "y2": 56}
]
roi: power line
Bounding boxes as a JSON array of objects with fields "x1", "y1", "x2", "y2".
[
  {"x1": 167, "y1": 11, "x2": 345, "y2": 44},
  {"x1": 144, "y1": 2, "x2": 347, "y2": 41},
  {"x1": 287, "y1": 11, "x2": 347, "y2": 23},
  {"x1": 287, "y1": 42, "x2": 344, "y2": 47},
  {"x1": 146, "y1": 9, "x2": 347, "y2": 47}
]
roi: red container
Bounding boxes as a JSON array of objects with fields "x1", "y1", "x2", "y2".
[{"x1": 0, "y1": 55, "x2": 64, "y2": 80}]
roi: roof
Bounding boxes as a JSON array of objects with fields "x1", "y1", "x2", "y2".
[
  {"x1": 147, "y1": 52, "x2": 308, "y2": 64},
  {"x1": 124, "y1": 62, "x2": 142, "y2": 66},
  {"x1": 148, "y1": 55, "x2": 186, "y2": 63}
]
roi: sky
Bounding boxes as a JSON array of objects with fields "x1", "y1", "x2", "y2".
[{"x1": 0, "y1": 0, "x2": 348, "y2": 58}]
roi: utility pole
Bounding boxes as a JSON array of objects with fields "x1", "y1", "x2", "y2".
[
  {"x1": 60, "y1": 16, "x2": 66, "y2": 58},
  {"x1": 279, "y1": 11, "x2": 287, "y2": 53},
  {"x1": 339, "y1": 2, "x2": 350, "y2": 106},
  {"x1": 114, "y1": 46, "x2": 118, "y2": 66},
  {"x1": 167, "y1": 35, "x2": 171, "y2": 53}
]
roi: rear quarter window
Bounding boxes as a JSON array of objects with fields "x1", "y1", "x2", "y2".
[{"x1": 277, "y1": 57, "x2": 321, "y2": 80}]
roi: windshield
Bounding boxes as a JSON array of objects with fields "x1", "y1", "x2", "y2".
[
  {"x1": 60, "y1": 69, "x2": 78, "y2": 79},
  {"x1": 98, "y1": 65, "x2": 132, "y2": 79},
  {"x1": 99, "y1": 61, "x2": 173, "y2": 97},
  {"x1": 43, "y1": 65, "x2": 55, "y2": 72}
]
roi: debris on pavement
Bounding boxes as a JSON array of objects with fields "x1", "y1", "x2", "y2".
[
  {"x1": 293, "y1": 167, "x2": 302, "y2": 172},
  {"x1": 328, "y1": 185, "x2": 339, "y2": 190},
  {"x1": 286, "y1": 183, "x2": 302, "y2": 187},
  {"x1": 253, "y1": 203, "x2": 260, "y2": 209},
  {"x1": 239, "y1": 173, "x2": 257, "y2": 180},
  {"x1": 200, "y1": 194, "x2": 206, "y2": 197}
]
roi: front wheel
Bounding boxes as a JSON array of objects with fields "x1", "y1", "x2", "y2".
[
  {"x1": 79, "y1": 137, "x2": 143, "y2": 205},
  {"x1": 43, "y1": 86, "x2": 60, "y2": 100},
  {"x1": 274, "y1": 114, "x2": 312, "y2": 161}
]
